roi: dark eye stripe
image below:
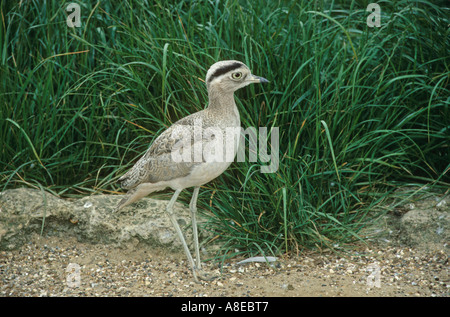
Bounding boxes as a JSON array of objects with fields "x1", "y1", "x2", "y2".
[{"x1": 207, "y1": 62, "x2": 243, "y2": 83}]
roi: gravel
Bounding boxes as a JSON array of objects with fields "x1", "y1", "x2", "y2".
[{"x1": 0, "y1": 234, "x2": 448, "y2": 297}]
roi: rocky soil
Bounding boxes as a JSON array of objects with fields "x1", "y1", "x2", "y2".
[{"x1": 0, "y1": 188, "x2": 448, "y2": 297}]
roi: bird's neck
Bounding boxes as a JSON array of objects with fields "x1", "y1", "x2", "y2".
[{"x1": 206, "y1": 88, "x2": 238, "y2": 118}]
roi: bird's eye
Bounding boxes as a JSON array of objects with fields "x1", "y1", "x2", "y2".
[{"x1": 232, "y1": 72, "x2": 242, "y2": 80}]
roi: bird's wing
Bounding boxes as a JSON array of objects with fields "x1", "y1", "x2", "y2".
[{"x1": 118, "y1": 119, "x2": 203, "y2": 190}]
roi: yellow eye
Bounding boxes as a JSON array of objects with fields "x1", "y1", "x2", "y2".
[{"x1": 232, "y1": 72, "x2": 242, "y2": 80}]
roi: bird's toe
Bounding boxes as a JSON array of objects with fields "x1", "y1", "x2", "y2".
[{"x1": 195, "y1": 269, "x2": 218, "y2": 282}]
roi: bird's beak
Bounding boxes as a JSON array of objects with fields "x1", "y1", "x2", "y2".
[{"x1": 249, "y1": 75, "x2": 269, "y2": 84}]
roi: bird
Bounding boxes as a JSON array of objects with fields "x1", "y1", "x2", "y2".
[{"x1": 115, "y1": 60, "x2": 268, "y2": 282}]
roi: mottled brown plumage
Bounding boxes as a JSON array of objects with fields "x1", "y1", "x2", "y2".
[{"x1": 115, "y1": 60, "x2": 268, "y2": 282}]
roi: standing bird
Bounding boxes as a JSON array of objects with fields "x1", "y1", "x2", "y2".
[{"x1": 115, "y1": 60, "x2": 268, "y2": 282}]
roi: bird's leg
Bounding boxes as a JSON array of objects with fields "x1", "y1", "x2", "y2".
[
  {"x1": 189, "y1": 186, "x2": 217, "y2": 282},
  {"x1": 165, "y1": 189, "x2": 199, "y2": 282},
  {"x1": 189, "y1": 186, "x2": 201, "y2": 269}
]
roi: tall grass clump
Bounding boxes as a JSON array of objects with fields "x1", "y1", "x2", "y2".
[{"x1": 1, "y1": 0, "x2": 449, "y2": 257}]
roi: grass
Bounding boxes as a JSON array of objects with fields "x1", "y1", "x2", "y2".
[{"x1": 1, "y1": 0, "x2": 449, "y2": 258}]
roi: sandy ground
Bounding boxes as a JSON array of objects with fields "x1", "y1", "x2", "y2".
[{"x1": 1, "y1": 233, "x2": 448, "y2": 297}]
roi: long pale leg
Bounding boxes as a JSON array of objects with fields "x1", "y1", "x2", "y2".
[
  {"x1": 189, "y1": 186, "x2": 216, "y2": 281},
  {"x1": 189, "y1": 186, "x2": 201, "y2": 269},
  {"x1": 165, "y1": 189, "x2": 199, "y2": 282}
]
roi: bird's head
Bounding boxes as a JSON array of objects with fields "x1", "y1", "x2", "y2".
[{"x1": 205, "y1": 60, "x2": 268, "y2": 93}]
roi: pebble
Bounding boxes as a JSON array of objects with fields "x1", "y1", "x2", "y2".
[{"x1": 0, "y1": 236, "x2": 448, "y2": 297}]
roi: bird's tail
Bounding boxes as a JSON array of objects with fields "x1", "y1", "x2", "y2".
[{"x1": 115, "y1": 183, "x2": 167, "y2": 212}]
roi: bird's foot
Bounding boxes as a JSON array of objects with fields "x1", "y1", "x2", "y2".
[{"x1": 193, "y1": 268, "x2": 218, "y2": 283}]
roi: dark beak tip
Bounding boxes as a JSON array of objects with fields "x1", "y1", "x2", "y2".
[{"x1": 259, "y1": 77, "x2": 269, "y2": 84}]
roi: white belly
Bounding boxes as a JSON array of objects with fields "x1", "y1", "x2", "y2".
[
  {"x1": 168, "y1": 161, "x2": 232, "y2": 190},
  {"x1": 167, "y1": 127, "x2": 239, "y2": 190}
]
